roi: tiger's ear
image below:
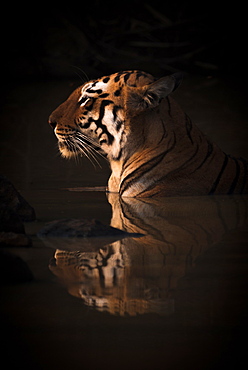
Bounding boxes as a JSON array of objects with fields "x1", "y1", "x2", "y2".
[{"x1": 126, "y1": 73, "x2": 183, "y2": 114}]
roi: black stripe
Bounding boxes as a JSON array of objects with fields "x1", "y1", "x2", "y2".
[
  {"x1": 208, "y1": 155, "x2": 229, "y2": 195},
  {"x1": 99, "y1": 93, "x2": 109, "y2": 98},
  {"x1": 86, "y1": 88, "x2": 103, "y2": 94},
  {"x1": 78, "y1": 116, "x2": 94, "y2": 129},
  {"x1": 91, "y1": 81, "x2": 97, "y2": 87},
  {"x1": 139, "y1": 142, "x2": 199, "y2": 196},
  {"x1": 120, "y1": 134, "x2": 176, "y2": 195},
  {"x1": 112, "y1": 105, "x2": 122, "y2": 121},
  {"x1": 78, "y1": 96, "x2": 88, "y2": 105},
  {"x1": 112, "y1": 105, "x2": 123, "y2": 132},
  {"x1": 157, "y1": 119, "x2": 168, "y2": 145},
  {"x1": 190, "y1": 141, "x2": 213, "y2": 174},
  {"x1": 114, "y1": 74, "x2": 121, "y2": 82},
  {"x1": 95, "y1": 100, "x2": 114, "y2": 145},
  {"x1": 84, "y1": 97, "x2": 96, "y2": 112},
  {"x1": 228, "y1": 157, "x2": 241, "y2": 194},
  {"x1": 120, "y1": 152, "x2": 166, "y2": 195},
  {"x1": 124, "y1": 73, "x2": 131, "y2": 83}
]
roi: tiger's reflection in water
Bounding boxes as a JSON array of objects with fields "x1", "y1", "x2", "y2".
[{"x1": 49, "y1": 195, "x2": 248, "y2": 316}]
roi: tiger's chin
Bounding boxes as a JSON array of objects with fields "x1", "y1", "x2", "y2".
[{"x1": 58, "y1": 142, "x2": 79, "y2": 159}]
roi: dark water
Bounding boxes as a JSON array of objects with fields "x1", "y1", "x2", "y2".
[{"x1": 1, "y1": 76, "x2": 248, "y2": 369}]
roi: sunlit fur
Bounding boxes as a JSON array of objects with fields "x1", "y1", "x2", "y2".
[
  {"x1": 58, "y1": 130, "x2": 105, "y2": 167},
  {"x1": 49, "y1": 70, "x2": 248, "y2": 197}
]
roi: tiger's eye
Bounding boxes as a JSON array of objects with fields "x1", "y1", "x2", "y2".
[{"x1": 78, "y1": 96, "x2": 90, "y2": 105}]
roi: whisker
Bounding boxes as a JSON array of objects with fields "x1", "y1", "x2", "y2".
[
  {"x1": 60, "y1": 132, "x2": 108, "y2": 168},
  {"x1": 71, "y1": 65, "x2": 90, "y2": 83},
  {"x1": 75, "y1": 131, "x2": 101, "y2": 148},
  {"x1": 78, "y1": 140, "x2": 106, "y2": 166},
  {"x1": 75, "y1": 133, "x2": 108, "y2": 162},
  {"x1": 70, "y1": 139, "x2": 80, "y2": 165},
  {"x1": 81, "y1": 142, "x2": 102, "y2": 168},
  {"x1": 66, "y1": 139, "x2": 77, "y2": 161},
  {"x1": 73, "y1": 138, "x2": 100, "y2": 168},
  {"x1": 74, "y1": 140, "x2": 94, "y2": 166}
]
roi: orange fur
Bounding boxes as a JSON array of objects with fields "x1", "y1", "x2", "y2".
[{"x1": 49, "y1": 70, "x2": 248, "y2": 197}]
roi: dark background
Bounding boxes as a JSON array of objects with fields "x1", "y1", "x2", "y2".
[
  {"x1": 0, "y1": 1, "x2": 247, "y2": 191},
  {"x1": 2, "y1": 1, "x2": 246, "y2": 83},
  {"x1": 1, "y1": 5, "x2": 248, "y2": 370}
]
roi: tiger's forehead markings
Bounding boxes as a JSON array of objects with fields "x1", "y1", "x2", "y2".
[
  {"x1": 102, "y1": 76, "x2": 110, "y2": 83},
  {"x1": 78, "y1": 80, "x2": 109, "y2": 104}
]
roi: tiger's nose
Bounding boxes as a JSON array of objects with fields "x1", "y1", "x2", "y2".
[{"x1": 48, "y1": 118, "x2": 57, "y2": 130}]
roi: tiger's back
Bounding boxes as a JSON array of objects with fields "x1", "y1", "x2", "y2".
[{"x1": 49, "y1": 70, "x2": 248, "y2": 197}]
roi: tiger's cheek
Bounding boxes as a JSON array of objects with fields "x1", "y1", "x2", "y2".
[
  {"x1": 99, "y1": 133, "x2": 109, "y2": 146},
  {"x1": 102, "y1": 109, "x2": 114, "y2": 125},
  {"x1": 96, "y1": 127, "x2": 102, "y2": 136}
]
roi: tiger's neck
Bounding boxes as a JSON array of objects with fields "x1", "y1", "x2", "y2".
[
  {"x1": 107, "y1": 97, "x2": 188, "y2": 195},
  {"x1": 107, "y1": 97, "x2": 247, "y2": 197}
]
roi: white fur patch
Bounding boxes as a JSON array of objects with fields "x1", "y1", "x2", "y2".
[
  {"x1": 102, "y1": 107, "x2": 124, "y2": 159},
  {"x1": 79, "y1": 97, "x2": 90, "y2": 107},
  {"x1": 78, "y1": 81, "x2": 108, "y2": 104},
  {"x1": 92, "y1": 81, "x2": 108, "y2": 90}
]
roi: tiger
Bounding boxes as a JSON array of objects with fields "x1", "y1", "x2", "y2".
[
  {"x1": 48, "y1": 194, "x2": 248, "y2": 316},
  {"x1": 49, "y1": 70, "x2": 248, "y2": 197}
]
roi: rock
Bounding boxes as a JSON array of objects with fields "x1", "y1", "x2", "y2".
[
  {"x1": 0, "y1": 175, "x2": 36, "y2": 222},
  {"x1": 39, "y1": 236, "x2": 120, "y2": 252},
  {"x1": 0, "y1": 176, "x2": 34, "y2": 247},
  {"x1": 38, "y1": 218, "x2": 143, "y2": 252},
  {"x1": 0, "y1": 204, "x2": 25, "y2": 234},
  {"x1": 0, "y1": 250, "x2": 34, "y2": 284},
  {"x1": 0, "y1": 206, "x2": 32, "y2": 247},
  {"x1": 0, "y1": 232, "x2": 31, "y2": 247},
  {"x1": 38, "y1": 218, "x2": 127, "y2": 238}
]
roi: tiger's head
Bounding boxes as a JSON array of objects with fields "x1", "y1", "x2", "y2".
[{"x1": 49, "y1": 70, "x2": 182, "y2": 163}]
